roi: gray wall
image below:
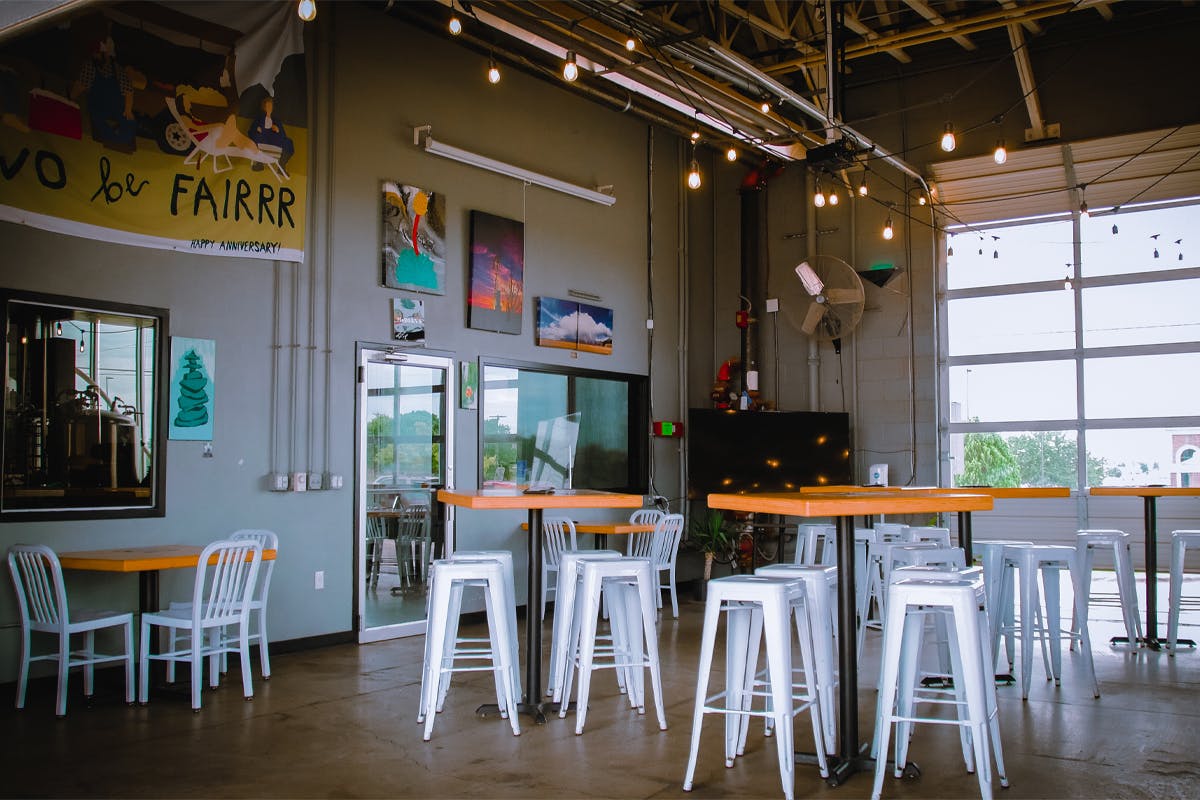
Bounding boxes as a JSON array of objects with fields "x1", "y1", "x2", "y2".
[{"x1": 0, "y1": 4, "x2": 684, "y2": 682}]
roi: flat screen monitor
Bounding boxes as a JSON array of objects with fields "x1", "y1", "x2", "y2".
[{"x1": 686, "y1": 409, "x2": 852, "y2": 498}]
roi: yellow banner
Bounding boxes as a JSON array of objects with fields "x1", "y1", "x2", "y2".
[{"x1": 0, "y1": 2, "x2": 306, "y2": 261}]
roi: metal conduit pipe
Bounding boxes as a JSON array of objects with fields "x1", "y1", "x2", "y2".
[{"x1": 806, "y1": 170, "x2": 820, "y2": 411}]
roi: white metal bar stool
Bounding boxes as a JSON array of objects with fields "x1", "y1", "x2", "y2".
[
  {"x1": 546, "y1": 549, "x2": 623, "y2": 705},
  {"x1": 907, "y1": 526, "x2": 953, "y2": 547},
  {"x1": 796, "y1": 524, "x2": 836, "y2": 565},
  {"x1": 997, "y1": 544, "x2": 1100, "y2": 700},
  {"x1": 872, "y1": 574, "x2": 1008, "y2": 800},
  {"x1": 861, "y1": 540, "x2": 938, "y2": 658},
  {"x1": 441, "y1": 550, "x2": 522, "y2": 707},
  {"x1": 419, "y1": 558, "x2": 520, "y2": 740},
  {"x1": 683, "y1": 575, "x2": 829, "y2": 800},
  {"x1": 1073, "y1": 530, "x2": 1142, "y2": 647},
  {"x1": 750, "y1": 563, "x2": 839, "y2": 756},
  {"x1": 1167, "y1": 530, "x2": 1200, "y2": 653},
  {"x1": 557, "y1": 557, "x2": 667, "y2": 735},
  {"x1": 972, "y1": 539, "x2": 1033, "y2": 672}
]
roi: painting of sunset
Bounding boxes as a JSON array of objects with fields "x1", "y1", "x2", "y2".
[{"x1": 468, "y1": 210, "x2": 524, "y2": 334}]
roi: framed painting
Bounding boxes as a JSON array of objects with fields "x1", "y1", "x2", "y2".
[
  {"x1": 382, "y1": 181, "x2": 446, "y2": 294},
  {"x1": 576, "y1": 302, "x2": 614, "y2": 355},
  {"x1": 169, "y1": 337, "x2": 215, "y2": 441},
  {"x1": 460, "y1": 360, "x2": 478, "y2": 410},
  {"x1": 391, "y1": 297, "x2": 425, "y2": 345},
  {"x1": 467, "y1": 210, "x2": 524, "y2": 334}
]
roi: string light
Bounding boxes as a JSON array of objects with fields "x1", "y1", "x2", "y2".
[
  {"x1": 760, "y1": 100, "x2": 771, "y2": 114},
  {"x1": 448, "y1": 11, "x2": 462, "y2": 35},
  {"x1": 947, "y1": 243, "x2": 954, "y2": 257},
  {"x1": 1064, "y1": 274, "x2": 1072, "y2": 291},
  {"x1": 562, "y1": 51, "x2": 579, "y2": 82},
  {"x1": 297, "y1": 0, "x2": 316, "y2": 22},
  {"x1": 487, "y1": 56, "x2": 501, "y2": 84},
  {"x1": 1151, "y1": 233, "x2": 1160, "y2": 258},
  {"x1": 55, "y1": 321, "x2": 63, "y2": 336},
  {"x1": 78, "y1": 338, "x2": 85, "y2": 353},
  {"x1": 828, "y1": 189, "x2": 839, "y2": 206},
  {"x1": 993, "y1": 139, "x2": 1007, "y2": 164},
  {"x1": 725, "y1": 146, "x2": 738, "y2": 162},
  {"x1": 687, "y1": 143, "x2": 702, "y2": 190},
  {"x1": 857, "y1": 173, "x2": 868, "y2": 196},
  {"x1": 625, "y1": 37, "x2": 636, "y2": 51},
  {"x1": 813, "y1": 179, "x2": 826, "y2": 208},
  {"x1": 882, "y1": 214, "x2": 894, "y2": 240},
  {"x1": 940, "y1": 122, "x2": 956, "y2": 153},
  {"x1": 917, "y1": 193, "x2": 927, "y2": 206},
  {"x1": 690, "y1": 130, "x2": 700, "y2": 142}
]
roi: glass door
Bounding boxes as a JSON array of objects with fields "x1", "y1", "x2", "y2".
[{"x1": 357, "y1": 347, "x2": 454, "y2": 642}]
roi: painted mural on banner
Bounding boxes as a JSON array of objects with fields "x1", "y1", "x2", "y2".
[{"x1": 0, "y1": 2, "x2": 307, "y2": 261}]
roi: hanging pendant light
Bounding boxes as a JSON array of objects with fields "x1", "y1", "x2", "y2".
[
  {"x1": 882, "y1": 215, "x2": 894, "y2": 240},
  {"x1": 940, "y1": 122, "x2": 956, "y2": 152},
  {"x1": 993, "y1": 139, "x2": 1007, "y2": 164},
  {"x1": 562, "y1": 51, "x2": 579, "y2": 82}
]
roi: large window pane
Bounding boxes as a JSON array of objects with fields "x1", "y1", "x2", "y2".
[
  {"x1": 1086, "y1": 428, "x2": 1183, "y2": 486},
  {"x1": 1084, "y1": 353, "x2": 1200, "y2": 418},
  {"x1": 950, "y1": 429, "x2": 1085, "y2": 489},
  {"x1": 948, "y1": 290, "x2": 1075, "y2": 356},
  {"x1": 947, "y1": 219, "x2": 1072, "y2": 290},
  {"x1": 1082, "y1": 279, "x2": 1200, "y2": 347},
  {"x1": 1081, "y1": 205, "x2": 1196, "y2": 278},
  {"x1": 575, "y1": 377, "x2": 629, "y2": 488},
  {"x1": 949, "y1": 362, "x2": 1076, "y2": 423}
]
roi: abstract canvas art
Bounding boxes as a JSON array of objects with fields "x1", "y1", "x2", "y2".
[
  {"x1": 535, "y1": 298, "x2": 614, "y2": 355},
  {"x1": 460, "y1": 360, "x2": 478, "y2": 410},
  {"x1": 169, "y1": 337, "x2": 215, "y2": 441},
  {"x1": 392, "y1": 297, "x2": 425, "y2": 345},
  {"x1": 468, "y1": 210, "x2": 524, "y2": 334},
  {"x1": 382, "y1": 181, "x2": 446, "y2": 294}
]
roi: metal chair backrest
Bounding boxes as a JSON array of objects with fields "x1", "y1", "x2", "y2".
[
  {"x1": 231, "y1": 529, "x2": 278, "y2": 606},
  {"x1": 191, "y1": 539, "x2": 262, "y2": 628},
  {"x1": 628, "y1": 509, "x2": 664, "y2": 557},
  {"x1": 8, "y1": 544, "x2": 68, "y2": 633},
  {"x1": 542, "y1": 516, "x2": 578, "y2": 568},
  {"x1": 366, "y1": 514, "x2": 388, "y2": 542},
  {"x1": 649, "y1": 514, "x2": 685, "y2": 567},
  {"x1": 399, "y1": 504, "x2": 430, "y2": 540}
]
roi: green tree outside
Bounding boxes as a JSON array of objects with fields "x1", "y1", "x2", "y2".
[
  {"x1": 959, "y1": 430, "x2": 1114, "y2": 488},
  {"x1": 955, "y1": 431, "x2": 1021, "y2": 487}
]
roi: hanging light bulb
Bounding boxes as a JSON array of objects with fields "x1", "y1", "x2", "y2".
[
  {"x1": 725, "y1": 146, "x2": 738, "y2": 162},
  {"x1": 1112, "y1": 223, "x2": 1119, "y2": 235},
  {"x1": 1079, "y1": 200, "x2": 1089, "y2": 220},
  {"x1": 993, "y1": 139, "x2": 1007, "y2": 164},
  {"x1": 625, "y1": 37, "x2": 637, "y2": 51},
  {"x1": 78, "y1": 338, "x2": 85, "y2": 353},
  {"x1": 993, "y1": 249, "x2": 999, "y2": 259},
  {"x1": 947, "y1": 243, "x2": 954, "y2": 257},
  {"x1": 690, "y1": 130, "x2": 700, "y2": 142},
  {"x1": 448, "y1": 12, "x2": 462, "y2": 35},
  {"x1": 1154, "y1": 248, "x2": 1159, "y2": 259},
  {"x1": 828, "y1": 189, "x2": 839, "y2": 206},
  {"x1": 487, "y1": 56, "x2": 501, "y2": 84},
  {"x1": 562, "y1": 51, "x2": 579, "y2": 82},
  {"x1": 940, "y1": 122, "x2": 956, "y2": 152},
  {"x1": 297, "y1": 0, "x2": 316, "y2": 22},
  {"x1": 687, "y1": 158, "x2": 702, "y2": 190},
  {"x1": 760, "y1": 100, "x2": 771, "y2": 114},
  {"x1": 918, "y1": 193, "x2": 927, "y2": 206},
  {"x1": 55, "y1": 321, "x2": 63, "y2": 336},
  {"x1": 858, "y1": 174, "x2": 868, "y2": 196},
  {"x1": 882, "y1": 215, "x2": 894, "y2": 240},
  {"x1": 813, "y1": 180, "x2": 826, "y2": 208},
  {"x1": 1064, "y1": 275, "x2": 1072, "y2": 291}
]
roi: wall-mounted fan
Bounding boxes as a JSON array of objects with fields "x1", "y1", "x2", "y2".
[{"x1": 782, "y1": 254, "x2": 865, "y2": 341}]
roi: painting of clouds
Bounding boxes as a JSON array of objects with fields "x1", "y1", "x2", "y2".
[
  {"x1": 536, "y1": 297, "x2": 579, "y2": 350},
  {"x1": 382, "y1": 181, "x2": 446, "y2": 294},
  {"x1": 468, "y1": 210, "x2": 524, "y2": 334},
  {"x1": 576, "y1": 302, "x2": 614, "y2": 355}
]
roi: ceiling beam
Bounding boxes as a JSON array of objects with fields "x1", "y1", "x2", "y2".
[
  {"x1": 996, "y1": 0, "x2": 1044, "y2": 34},
  {"x1": 903, "y1": 0, "x2": 977, "y2": 50},
  {"x1": 842, "y1": 7, "x2": 913, "y2": 63},
  {"x1": 1007, "y1": 22, "x2": 1055, "y2": 142}
]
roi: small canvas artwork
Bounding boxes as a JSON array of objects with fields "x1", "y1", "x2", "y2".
[
  {"x1": 535, "y1": 297, "x2": 579, "y2": 350},
  {"x1": 460, "y1": 360, "x2": 478, "y2": 410},
  {"x1": 382, "y1": 181, "x2": 446, "y2": 294},
  {"x1": 392, "y1": 297, "x2": 425, "y2": 345},
  {"x1": 468, "y1": 210, "x2": 524, "y2": 334},
  {"x1": 535, "y1": 298, "x2": 614, "y2": 355},
  {"x1": 169, "y1": 337, "x2": 215, "y2": 441},
  {"x1": 576, "y1": 302, "x2": 614, "y2": 355}
]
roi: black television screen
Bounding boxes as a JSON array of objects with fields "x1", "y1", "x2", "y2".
[{"x1": 686, "y1": 409, "x2": 852, "y2": 498}]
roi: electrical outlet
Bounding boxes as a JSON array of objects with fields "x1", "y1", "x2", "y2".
[
  {"x1": 307, "y1": 471, "x2": 323, "y2": 491},
  {"x1": 270, "y1": 473, "x2": 289, "y2": 491},
  {"x1": 314, "y1": 570, "x2": 324, "y2": 590},
  {"x1": 765, "y1": 298, "x2": 779, "y2": 313},
  {"x1": 328, "y1": 473, "x2": 344, "y2": 490},
  {"x1": 291, "y1": 471, "x2": 307, "y2": 492}
]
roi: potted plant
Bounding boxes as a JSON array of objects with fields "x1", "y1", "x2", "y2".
[{"x1": 688, "y1": 509, "x2": 732, "y2": 584}]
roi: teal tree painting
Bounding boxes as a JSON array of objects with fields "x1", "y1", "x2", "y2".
[
  {"x1": 169, "y1": 337, "x2": 215, "y2": 441},
  {"x1": 382, "y1": 181, "x2": 446, "y2": 294}
]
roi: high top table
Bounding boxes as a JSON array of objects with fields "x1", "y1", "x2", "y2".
[
  {"x1": 437, "y1": 487, "x2": 643, "y2": 723},
  {"x1": 707, "y1": 489, "x2": 993, "y2": 787},
  {"x1": 1087, "y1": 486, "x2": 1200, "y2": 649}
]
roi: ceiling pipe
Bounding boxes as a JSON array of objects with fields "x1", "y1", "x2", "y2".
[{"x1": 707, "y1": 44, "x2": 931, "y2": 192}]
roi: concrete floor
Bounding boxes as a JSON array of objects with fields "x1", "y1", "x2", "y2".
[{"x1": 3, "y1": 574, "x2": 1200, "y2": 799}]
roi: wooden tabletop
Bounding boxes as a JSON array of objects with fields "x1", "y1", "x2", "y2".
[
  {"x1": 907, "y1": 486, "x2": 1070, "y2": 499},
  {"x1": 59, "y1": 544, "x2": 277, "y2": 573},
  {"x1": 438, "y1": 488, "x2": 644, "y2": 511},
  {"x1": 1088, "y1": 486, "x2": 1200, "y2": 498},
  {"x1": 707, "y1": 490, "x2": 993, "y2": 517}
]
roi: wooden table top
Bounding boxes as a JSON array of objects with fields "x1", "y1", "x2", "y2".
[
  {"x1": 707, "y1": 490, "x2": 993, "y2": 517},
  {"x1": 1088, "y1": 486, "x2": 1200, "y2": 498},
  {"x1": 438, "y1": 488, "x2": 644, "y2": 511},
  {"x1": 59, "y1": 544, "x2": 277, "y2": 573},
  {"x1": 519, "y1": 521, "x2": 656, "y2": 535},
  {"x1": 797, "y1": 485, "x2": 1068, "y2": 498}
]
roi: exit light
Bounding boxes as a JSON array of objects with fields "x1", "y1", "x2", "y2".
[{"x1": 652, "y1": 421, "x2": 683, "y2": 437}]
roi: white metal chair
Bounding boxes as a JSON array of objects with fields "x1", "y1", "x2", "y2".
[
  {"x1": 626, "y1": 508, "x2": 664, "y2": 557},
  {"x1": 397, "y1": 503, "x2": 433, "y2": 589},
  {"x1": 230, "y1": 529, "x2": 278, "y2": 679},
  {"x1": 541, "y1": 516, "x2": 578, "y2": 620},
  {"x1": 7, "y1": 544, "x2": 135, "y2": 717},
  {"x1": 795, "y1": 523, "x2": 836, "y2": 565},
  {"x1": 634, "y1": 513, "x2": 685, "y2": 618},
  {"x1": 365, "y1": 514, "x2": 399, "y2": 589},
  {"x1": 1168, "y1": 530, "x2": 1200, "y2": 654},
  {"x1": 139, "y1": 539, "x2": 262, "y2": 712}
]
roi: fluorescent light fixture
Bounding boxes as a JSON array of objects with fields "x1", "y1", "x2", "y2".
[{"x1": 414, "y1": 126, "x2": 615, "y2": 206}]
